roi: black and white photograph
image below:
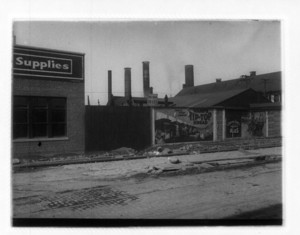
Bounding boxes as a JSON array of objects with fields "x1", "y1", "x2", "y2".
[{"x1": 11, "y1": 20, "x2": 283, "y2": 226}]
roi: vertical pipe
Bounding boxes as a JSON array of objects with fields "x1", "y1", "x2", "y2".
[
  {"x1": 213, "y1": 109, "x2": 217, "y2": 142},
  {"x1": 124, "y1": 68, "x2": 131, "y2": 99},
  {"x1": 185, "y1": 65, "x2": 194, "y2": 87},
  {"x1": 108, "y1": 70, "x2": 112, "y2": 104},
  {"x1": 143, "y1": 61, "x2": 150, "y2": 97},
  {"x1": 222, "y1": 109, "x2": 226, "y2": 140}
]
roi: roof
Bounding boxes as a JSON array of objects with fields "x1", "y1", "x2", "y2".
[
  {"x1": 107, "y1": 96, "x2": 173, "y2": 106},
  {"x1": 170, "y1": 88, "x2": 252, "y2": 108},
  {"x1": 176, "y1": 71, "x2": 282, "y2": 97}
]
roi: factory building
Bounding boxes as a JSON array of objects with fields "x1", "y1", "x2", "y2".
[{"x1": 106, "y1": 62, "x2": 173, "y2": 107}]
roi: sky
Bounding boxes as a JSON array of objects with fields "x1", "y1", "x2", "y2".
[{"x1": 13, "y1": 20, "x2": 281, "y2": 105}]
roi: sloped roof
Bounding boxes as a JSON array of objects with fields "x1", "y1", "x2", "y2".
[
  {"x1": 176, "y1": 71, "x2": 281, "y2": 97},
  {"x1": 170, "y1": 88, "x2": 251, "y2": 108},
  {"x1": 107, "y1": 96, "x2": 172, "y2": 106}
]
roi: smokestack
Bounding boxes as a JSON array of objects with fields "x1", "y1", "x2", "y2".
[
  {"x1": 143, "y1": 61, "x2": 150, "y2": 97},
  {"x1": 250, "y1": 71, "x2": 256, "y2": 77},
  {"x1": 124, "y1": 68, "x2": 132, "y2": 100},
  {"x1": 149, "y1": 87, "x2": 153, "y2": 95},
  {"x1": 185, "y1": 65, "x2": 194, "y2": 87},
  {"x1": 108, "y1": 70, "x2": 112, "y2": 104}
]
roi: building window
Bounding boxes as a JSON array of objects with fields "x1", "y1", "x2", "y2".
[{"x1": 13, "y1": 96, "x2": 67, "y2": 139}]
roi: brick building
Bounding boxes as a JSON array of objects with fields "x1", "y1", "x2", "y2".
[{"x1": 12, "y1": 45, "x2": 85, "y2": 159}]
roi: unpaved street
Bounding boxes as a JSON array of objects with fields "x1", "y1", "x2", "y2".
[{"x1": 13, "y1": 159, "x2": 281, "y2": 219}]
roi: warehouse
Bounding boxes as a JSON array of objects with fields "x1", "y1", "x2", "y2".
[
  {"x1": 12, "y1": 44, "x2": 85, "y2": 159},
  {"x1": 154, "y1": 67, "x2": 282, "y2": 144}
]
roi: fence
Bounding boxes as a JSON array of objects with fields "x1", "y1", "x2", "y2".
[{"x1": 85, "y1": 106, "x2": 152, "y2": 152}]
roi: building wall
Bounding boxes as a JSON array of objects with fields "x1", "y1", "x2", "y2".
[
  {"x1": 268, "y1": 110, "x2": 281, "y2": 137},
  {"x1": 12, "y1": 78, "x2": 85, "y2": 159}
]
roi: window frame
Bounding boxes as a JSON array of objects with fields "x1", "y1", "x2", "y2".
[{"x1": 13, "y1": 96, "x2": 67, "y2": 139}]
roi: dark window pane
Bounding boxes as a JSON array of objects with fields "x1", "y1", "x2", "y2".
[
  {"x1": 52, "y1": 124, "x2": 66, "y2": 137},
  {"x1": 32, "y1": 124, "x2": 47, "y2": 137},
  {"x1": 32, "y1": 109, "x2": 47, "y2": 123},
  {"x1": 32, "y1": 97, "x2": 47, "y2": 108},
  {"x1": 13, "y1": 124, "x2": 28, "y2": 138},
  {"x1": 51, "y1": 98, "x2": 66, "y2": 109},
  {"x1": 14, "y1": 109, "x2": 28, "y2": 123},
  {"x1": 14, "y1": 97, "x2": 28, "y2": 108},
  {"x1": 51, "y1": 110, "x2": 66, "y2": 122}
]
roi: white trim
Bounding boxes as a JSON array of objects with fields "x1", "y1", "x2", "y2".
[
  {"x1": 14, "y1": 73, "x2": 84, "y2": 80},
  {"x1": 15, "y1": 47, "x2": 84, "y2": 57},
  {"x1": 13, "y1": 137, "x2": 69, "y2": 143}
]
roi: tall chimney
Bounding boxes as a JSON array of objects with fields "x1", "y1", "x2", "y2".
[
  {"x1": 124, "y1": 68, "x2": 132, "y2": 100},
  {"x1": 185, "y1": 65, "x2": 194, "y2": 87},
  {"x1": 149, "y1": 87, "x2": 153, "y2": 95},
  {"x1": 143, "y1": 61, "x2": 150, "y2": 97},
  {"x1": 108, "y1": 70, "x2": 112, "y2": 104}
]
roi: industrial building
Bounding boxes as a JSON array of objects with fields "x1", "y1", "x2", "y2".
[
  {"x1": 106, "y1": 61, "x2": 173, "y2": 107},
  {"x1": 12, "y1": 45, "x2": 85, "y2": 159}
]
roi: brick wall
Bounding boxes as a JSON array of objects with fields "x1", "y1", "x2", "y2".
[
  {"x1": 268, "y1": 110, "x2": 282, "y2": 137},
  {"x1": 12, "y1": 78, "x2": 85, "y2": 159}
]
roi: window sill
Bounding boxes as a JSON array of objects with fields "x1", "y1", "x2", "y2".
[{"x1": 13, "y1": 137, "x2": 69, "y2": 143}]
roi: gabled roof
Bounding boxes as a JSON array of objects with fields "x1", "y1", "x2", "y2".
[
  {"x1": 170, "y1": 88, "x2": 252, "y2": 108},
  {"x1": 176, "y1": 71, "x2": 281, "y2": 97}
]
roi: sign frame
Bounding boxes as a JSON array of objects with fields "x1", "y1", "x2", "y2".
[{"x1": 13, "y1": 45, "x2": 84, "y2": 81}]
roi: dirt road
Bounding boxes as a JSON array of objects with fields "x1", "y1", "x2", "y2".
[{"x1": 13, "y1": 161, "x2": 282, "y2": 220}]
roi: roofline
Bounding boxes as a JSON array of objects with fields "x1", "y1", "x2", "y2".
[
  {"x1": 14, "y1": 44, "x2": 85, "y2": 56},
  {"x1": 195, "y1": 71, "x2": 282, "y2": 87},
  {"x1": 176, "y1": 71, "x2": 282, "y2": 96}
]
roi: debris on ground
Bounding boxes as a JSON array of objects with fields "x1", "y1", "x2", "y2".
[
  {"x1": 161, "y1": 148, "x2": 173, "y2": 155},
  {"x1": 12, "y1": 159, "x2": 20, "y2": 164},
  {"x1": 168, "y1": 157, "x2": 180, "y2": 164},
  {"x1": 197, "y1": 163, "x2": 214, "y2": 169},
  {"x1": 111, "y1": 147, "x2": 136, "y2": 155}
]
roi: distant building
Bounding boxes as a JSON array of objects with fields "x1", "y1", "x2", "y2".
[
  {"x1": 174, "y1": 71, "x2": 281, "y2": 105},
  {"x1": 154, "y1": 69, "x2": 282, "y2": 144},
  {"x1": 106, "y1": 62, "x2": 173, "y2": 107}
]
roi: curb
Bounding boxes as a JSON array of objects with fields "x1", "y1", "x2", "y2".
[{"x1": 13, "y1": 144, "x2": 282, "y2": 170}]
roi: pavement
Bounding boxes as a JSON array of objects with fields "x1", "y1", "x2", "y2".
[
  {"x1": 13, "y1": 137, "x2": 282, "y2": 170},
  {"x1": 12, "y1": 150, "x2": 282, "y2": 220},
  {"x1": 14, "y1": 147, "x2": 282, "y2": 180}
]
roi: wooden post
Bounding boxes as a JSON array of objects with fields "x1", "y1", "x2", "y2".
[
  {"x1": 213, "y1": 109, "x2": 217, "y2": 142},
  {"x1": 222, "y1": 109, "x2": 226, "y2": 140},
  {"x1": 151, "y1": 108, "x2": 156, "y2": 145},
  {"x1": 265, "y1": 111, "x2": 269, "y2": 137}
]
